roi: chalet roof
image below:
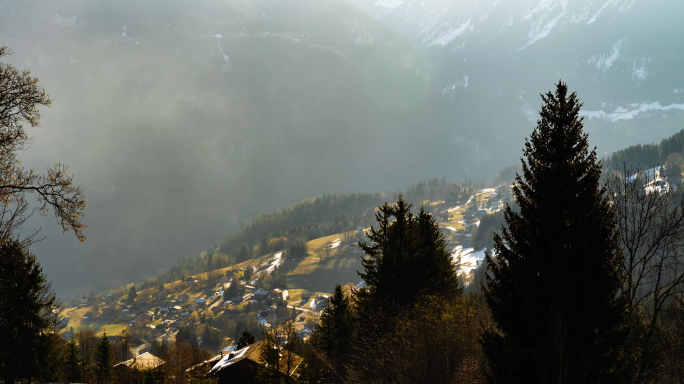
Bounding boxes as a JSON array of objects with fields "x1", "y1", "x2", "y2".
[
  {"x1": 185, "y1": 353, "x2": 224, "y2": 373},
  {"x1": 113, "y1": 352, "x2": 164, "y2": 371},
  {"x1": 208, "y1": 341, "x2": 264, "y2": 375},
  {"x1": 207, "y1": 341, "x2": 303, "y2": 378}
]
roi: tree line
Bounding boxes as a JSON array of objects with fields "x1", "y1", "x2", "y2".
[
  {"x1": 298, "y1": 82, "x2": 684, "y2": 383},
  {"x1": 141, "y1": 177, "x2": 482, "y2": 289}
]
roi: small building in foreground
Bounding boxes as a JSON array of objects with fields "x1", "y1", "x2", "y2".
[
  {"x1": 113, "y1": 352, "x2": 165, "y2": 383},
  {"x1": 206, "y1": 341, "x2": 303, "y2": 383}
]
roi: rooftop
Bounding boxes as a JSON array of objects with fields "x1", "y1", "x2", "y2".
[{"x1": 113, "y1": 352, "x2": 164, "y2": 371}]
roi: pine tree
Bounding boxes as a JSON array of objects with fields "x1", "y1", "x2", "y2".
[
  {"x1": 0, "y1": 239, "x2": 58, "y2": 384},
  {"x1": 129, "y1": 285, "x2": 137, "y2": 301},
  {"x1": 256, "y1": 332, "x2": 280, "y2": 384},
  {"x1": 95, "y1": 333, "x2": 113, "y2": 383},
  {"x1": 288, "y1": 239, "x2": 308, "y2": 258},
  {"x1": 158, "y1": 283, "x2": 164, "y2": 293},
  {"x1": 237, "y1": 330, "x2": 256, "y2": 349},
  {"x1": 66, "y1": 337, "x2": 82, "y2": 382},
  {"x1": 357, "y1": 196, "x2": 459, "y2": 314},
  {"x1": 483, "y1": 81, "x2": 629, "y2": 382},
  {"x1": 353, "y1": 196, "x2": 459, "y2": 382},
  {"x1": 237, "y1": 243, "x2": 252, "y2": 263},
  {"x1": 317, "y1": 284, "x2": 353, "y2": 378}
]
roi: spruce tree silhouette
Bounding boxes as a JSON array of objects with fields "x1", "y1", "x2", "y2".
[{"x1": 483, "y1": 81, "x2": 629, "y2": 383}]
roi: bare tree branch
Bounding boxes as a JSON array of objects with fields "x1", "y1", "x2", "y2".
[{"x1": 0, "y1": 46, "x2": 86, "y2": 242}]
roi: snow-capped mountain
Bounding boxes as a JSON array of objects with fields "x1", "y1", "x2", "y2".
[
  {"x1": 349, "y1": 0, "x2": 684, "y2": 154},
  {"x1": 353, "y1": 0, "x2": 639, "y2": 50}
]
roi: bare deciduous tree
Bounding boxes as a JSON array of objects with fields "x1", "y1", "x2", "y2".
[
  {"x1": 606, "y1": 164, "x2": 684, "y2": 382},
  {"x1": 0, "y1": 46, "x2": 86, "y2": 243}
]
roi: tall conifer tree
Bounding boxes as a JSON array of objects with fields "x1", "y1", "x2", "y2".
[
  {"x1": 95, "y1": 333, "x2": 113, "y2": 383},
  {"x1": 66, "y1": 337, "x2": 82, "y2": 382},
  {"x1": 357, "y1": 196, "x2": 459, "y2": 312},
  {"x1": 483, "y1": 82, "x2": 629, "y2": 383},
  {"x1": 353, "y1": 196, "x2": 459, "y2": 382},
  {"x1": 0, "y1": 239, "x2": 58, "y2": 384},
  {"x1": 317, "y1": 284, "x2": 353, "y2": 378}
]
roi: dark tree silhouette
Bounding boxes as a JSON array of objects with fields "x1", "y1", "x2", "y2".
[
  {"x1": 0, "y1": 239, "x2": 59, "y2": 383},
  {"x1": 353, "y1": 195, "x2": 460, "y2": 382},
  {"x1": 95, "y1": 333, "x2": 112, "y2": 383},
  {"x1": 483, "y1": 81, "x2": 629, "y2": 383},
  {"x1": 237, "y1": 329, "x2": 256, "y2": 349},
  {"x1": 315, "y1": 284, "x2": 353, "y2": 379}
]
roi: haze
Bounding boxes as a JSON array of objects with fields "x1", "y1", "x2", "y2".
[{"x1": 1, "y1": 0, "x2": 682, "y2": 297}]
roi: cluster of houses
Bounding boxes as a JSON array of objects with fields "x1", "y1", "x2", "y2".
[
  {"x1": 225, "y1": 287, "x2": 290, "y2": 306},
  {"x1": 110, "y1": 339, "x2": 304, "y2": 383},
  {"x1": 76, "y1": 292, "x2": 122, "y2": 308}
]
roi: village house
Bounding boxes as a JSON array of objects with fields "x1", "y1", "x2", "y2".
[
  {"x1": 253, "y1": 288, "x2": 269, "y2": 301},
  {"x1": 178, "y1": 293, "x2": 190, "y2": 302},
  {"x1": 113, "y1": 352, "x2": 165, "y2": 383},
  {"x1": 269, "y1": 288, "x2": 282, "y2": 299},
  {"x1": 314, "y1": 295, "x2": 329, "y2": 311},
  {"x1": 206, "y1": 341, "x2": 303, "y2": 383}
]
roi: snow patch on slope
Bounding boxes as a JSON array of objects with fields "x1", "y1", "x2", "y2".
[
  {"x1": 587, "y1": 0, "x2": 620, "y2": 24},
  {"x1": 452, "y1": 246, "x2": 488, "y2": 277},
  {"x1": 582, "y1": 101, "x2": 684, "y2": 122},
  {"x1": 588, "y1": 38, "x2": 625, "y2": 71},
  {"x1": 631, "y1": 58, "x2": 650, "y2": 82},
  {"x1": 425, "y1": 18, "x2": 473, "y2": 47},
  {"x1": 520, "y1": 0, "x2": 568, "y2": 50}
]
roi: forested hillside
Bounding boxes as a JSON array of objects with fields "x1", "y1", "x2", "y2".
[
  {"x1": 604, "y1": 129, "x2": 684, "y2": 170},
  {"x1": 146, "y1": 177, "x2": 482, "y2": 287}
]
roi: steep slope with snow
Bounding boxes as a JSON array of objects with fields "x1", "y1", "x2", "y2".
[{"x1": 348, "y1": 0, "x2": 684, "y2": 154}]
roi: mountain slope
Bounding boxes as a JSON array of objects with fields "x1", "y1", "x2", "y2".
[
  {"x1": 0, "y1": 0, "x2": 487, "y2": 294},
  {"x1": 348, "y1": 0, "x2": 684, "y2": 155}
]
